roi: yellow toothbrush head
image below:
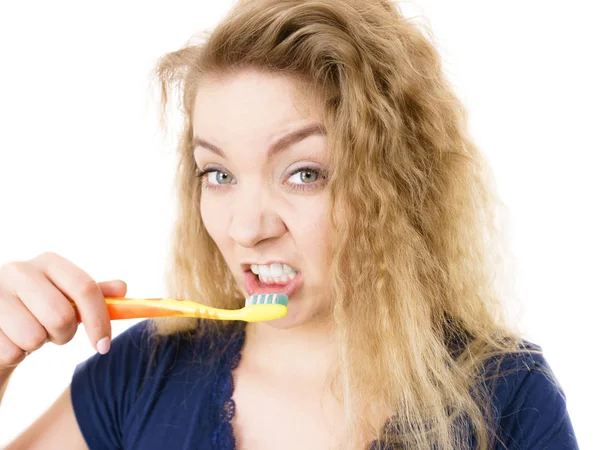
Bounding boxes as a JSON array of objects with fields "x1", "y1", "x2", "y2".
[{"x1": 241, "y1": 293, "x2": 289, "y2": 322}]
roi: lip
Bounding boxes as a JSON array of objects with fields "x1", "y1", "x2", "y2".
[
  {"x1": 244, "y1": 270, "x2": 303, "y2": 299},
  {"x1": 241, "y1": 261, "x2": 299, "y2": 272}
]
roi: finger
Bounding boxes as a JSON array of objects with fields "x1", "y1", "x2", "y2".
[
  {"x1": 69, "y1": 281, "x2": 128, "y2": 325},
  {"x1": 0, "y1": 289, "x2": 48, "y2": 353},
  {"x1": 7, "y1": 262, "x2": 78, "y2": 346},
  {"x1": 97, "y1": 280, "x2": 128, "y2": 298},
  {"x1": 30, "y1": 252, "x2": 111, "y2": 353},
  {"x1": 0, "y1": 328, "x2": 27, "y2": 368}
]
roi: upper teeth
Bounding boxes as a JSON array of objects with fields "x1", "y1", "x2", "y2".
[{"x1": 250, "y1": 263, "x2": 298, "y2": 283}]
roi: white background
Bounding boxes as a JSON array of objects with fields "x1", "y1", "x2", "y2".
[{"x1": 0, "y1": 1, "x2": 597, "y2": 447}]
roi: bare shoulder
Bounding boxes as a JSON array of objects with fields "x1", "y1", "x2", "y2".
[{"x1": 5, "y1": 385, "x2": 87, "y2": 450}]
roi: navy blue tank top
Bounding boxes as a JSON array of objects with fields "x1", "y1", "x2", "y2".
[{"x1": 70, "y1": 320, "x2": 579, "y2": 449}]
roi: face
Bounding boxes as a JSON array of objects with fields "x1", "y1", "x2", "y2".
[{"x1": 192, "y1": 69, "x2": 331, "y2": 329}]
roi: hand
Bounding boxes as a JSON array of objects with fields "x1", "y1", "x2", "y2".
[{"x1": 0, "y1": 252, "x2": 126, "y2": 370}]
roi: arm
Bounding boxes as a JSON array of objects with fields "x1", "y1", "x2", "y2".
[
  {"x1": 4, "y1": 320, "x2": 155, "y2": 450},
  {"x1": 5, "y1": 385, "x2": 87, "y2": 450}
]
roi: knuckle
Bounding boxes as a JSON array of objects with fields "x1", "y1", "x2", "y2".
[
  {"x1": 0, "y1": 347, "x2": 25, "y2": 367},
  {"x1": 24, "y1": 329, "x2": 48, "y2": 352},
  {"x1": 50, "y1": 323, "x2": 77, "y2": 345},
  {"x1": 36, "y1": 251, "x2": 59, "y2": 261},
  {"x1": 30, "y1": 251, "x2": 62, "y2": 270},
  {"x1": 0, "y1": 261, "x2": 28, "y2": 280},
  {"x1": 75, "y1": 278, "x2": 101, "y2": 301},
  {"x1": 47, "y1": 306, "x2": 77, "y2": 333}
]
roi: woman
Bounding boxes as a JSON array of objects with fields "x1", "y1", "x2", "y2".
[{"x1": 0, "y1": 0, "x2": 579, "y2": 448}]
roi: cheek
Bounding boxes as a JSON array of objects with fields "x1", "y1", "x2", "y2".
[
  {"x1": 290, "y1": 199, "x2": 331, "y2": 269},
  {"x1": 200, "y1": 196, "x2": 226, "y2": 244}
]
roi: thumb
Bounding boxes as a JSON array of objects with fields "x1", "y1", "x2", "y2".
[{"x1": 98, "y1": 280, "x2": 128, "y2": 298}]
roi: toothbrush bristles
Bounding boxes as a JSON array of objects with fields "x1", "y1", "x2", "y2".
[{"x1": 245, "y1": 293, "x2": 289, "y2": 307}]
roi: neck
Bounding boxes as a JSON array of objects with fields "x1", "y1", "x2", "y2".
[{"x1": 242, "y1": 315, "x2": 336, "y2": 381}]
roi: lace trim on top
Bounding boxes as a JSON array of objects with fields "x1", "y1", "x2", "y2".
[
  {"x1": 209, "y1": 325, "x2": 397, "y2": 450},
  {"x1": 211, "y1": 327, "x2": 246, "y2": 450}
]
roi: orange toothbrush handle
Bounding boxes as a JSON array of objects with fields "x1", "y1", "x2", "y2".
[
  {"x1": 105, "y1": 299, "x2": 185, "y2": 320},
  {"x1": 70, "y1": 297, "x2": 201, "y2": 321}
]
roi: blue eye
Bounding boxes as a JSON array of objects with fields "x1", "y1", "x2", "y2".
[
  {"x1": 195, "y1": 168, "x2": 236, "y2": 190},
  {"x1": 287, "y1": 168, "x2": 319, "y2": 184},
  {"x1": 285, "y1": 166, "x2": 328, "y2": 193},
  {"x1": 207, "y1": 170, "x2": 232, "y2": 185}
]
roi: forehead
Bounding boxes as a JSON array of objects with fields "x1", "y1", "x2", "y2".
[{"x1": 192, "y1": 70, "x2": 322, "y2": 140}]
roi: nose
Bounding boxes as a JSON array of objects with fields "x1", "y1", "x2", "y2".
[{"x1": 228, "y1": 183, "x2": 287, "y2": 248}]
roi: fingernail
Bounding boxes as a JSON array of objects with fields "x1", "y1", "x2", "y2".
[{"x1": 96, "y1": 337, "x2": 111, "y2": 355}]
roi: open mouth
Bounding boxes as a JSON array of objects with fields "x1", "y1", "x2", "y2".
[{"x1": 243, "y1": 268, "x2": 302, "y2": 298}]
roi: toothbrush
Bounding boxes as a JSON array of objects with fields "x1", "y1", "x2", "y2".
[{"x1": 70, "y1": 293, "x2": 288, "y2": 322}]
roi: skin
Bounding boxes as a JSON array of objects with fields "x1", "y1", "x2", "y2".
[
  {"x1": 194, "y1": 70, "x2": 343, "y2": 448},
  {"x1": 2, "y1": 69, "x2": 343, "y2": 449}
]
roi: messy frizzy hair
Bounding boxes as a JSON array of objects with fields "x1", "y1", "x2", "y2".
[{"x1": 151, "y1": 0, "x2": 534, "y2": 448}]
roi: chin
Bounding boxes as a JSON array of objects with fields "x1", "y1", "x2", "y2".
[
  {"x1": 260, "y1": 310, "x2": 311, "y2": 329},
  {"x1": 259, "y1": 302, "x2": 328, "y2": 330}
]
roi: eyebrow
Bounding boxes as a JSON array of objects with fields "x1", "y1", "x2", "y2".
[{"x1": 192, "y1": 122, "x2": 326, "y2": 159}]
